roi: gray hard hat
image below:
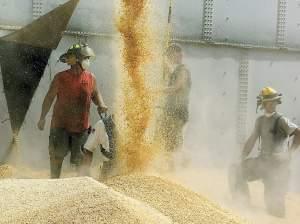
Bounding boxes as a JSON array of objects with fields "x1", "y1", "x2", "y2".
[
  {"x1": 80, "y1": 44, "x2": 96, "y2": 58},
  {"x1": 59, "y1": 43, "x2": 95, "y2": 63}
]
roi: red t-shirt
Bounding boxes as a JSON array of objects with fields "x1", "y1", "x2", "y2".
[{"x1": 51, "y1": 69, "x2": 95, "y2": 133}]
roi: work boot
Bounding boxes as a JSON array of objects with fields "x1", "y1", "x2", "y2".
[
  {"x1": 265, "y1": 191, "x2": 286, "y2": 218},
  {"x1": 50, "y1": 157, "x2": 63, "y2": 178},
  {"x1": 266, "y1": 205, "x2": 285, "y2": 218}
]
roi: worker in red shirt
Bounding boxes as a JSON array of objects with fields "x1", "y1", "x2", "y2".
[{"x1": 37, "y1": 43, "x2": 108, "y2": 178}]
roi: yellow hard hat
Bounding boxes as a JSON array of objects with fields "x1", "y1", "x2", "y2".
[
  {"x1": 259, "y1": 87, "x2": 282, "y2": 102},
  {"x1": 256, "y1": 87, "x2": 282, "y2": 112}
]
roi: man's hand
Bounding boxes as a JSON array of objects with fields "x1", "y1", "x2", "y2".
[
  {"x1": 290, "y1": 128, "x2": 300, "y2": 152},
  {"x1": 37, "y1": 118, "x2": 46, "y2": 131},
  {"x1": 101, "y1": 147, "x2": 113, "y2": 160},
  {"x1": 81, "y1": 148, "x2": 93, "y2": 167},
  {"x1": 97, "y1": 105, "x2": 108, "y2": 114}
]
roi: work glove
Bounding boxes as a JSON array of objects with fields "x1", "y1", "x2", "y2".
[
  {"x1": 100, "y1": 147, "x2": 113, "y2": 160},
  {"x1": 97, "y1": 105, "x2": 108, "y2": 114}
]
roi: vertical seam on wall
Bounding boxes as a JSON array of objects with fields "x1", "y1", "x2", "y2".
[
  {"x1": 202, "y1": 0, "x2": 214, "y2": 41},
  {"x1": 237, "y1": 51, "x2": 249, "y2": 144},
  {"x1": 276, "y1": 0, "x2": 287, "y2": 47},
  {"x1": 32, "y1": 0, "x2": 44, "y2": 20}
]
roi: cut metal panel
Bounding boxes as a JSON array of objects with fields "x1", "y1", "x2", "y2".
[
  {"x1": 172, "y1": 0, "x2": 204, "y2": 39},
  {"x1": 0, "y1": 0, "x2": 32, "y2": 26},
  {"x1": 213, "y1": 0, "x2": 277, "y2": 46},
  {"x1": 0, "y1": 69, "x2": 11, "y2": 160},
  {"x1": 0, "y1": 42, "x2": 51, "y2": 134},
  {"x1": 286, "y1": 0, "x2": 300, "y2": 48},
  {"x1": 42, "y1": 0, "x2": 116, "y2": 34},
  {"x1": 1, "y1": 0, "x2": 79, "y2": 49},
  {"x1": 0, "y1": 0, "x2": 79, "y2": 135}
]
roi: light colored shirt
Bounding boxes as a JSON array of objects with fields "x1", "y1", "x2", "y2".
[
  {"x1": 84, "y1": 120, "x2": 109, "y2": 153},
  {"x1": 252, "y1": 113, "x2": 297, "y2": 155}
]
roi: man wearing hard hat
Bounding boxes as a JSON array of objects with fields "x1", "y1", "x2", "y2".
[
  {"x1": 230, "y1": 87, "x2": 300, "y2": 217},
  {"x1": 37, "y1": 43, "x2": 108, "y2": 178}
]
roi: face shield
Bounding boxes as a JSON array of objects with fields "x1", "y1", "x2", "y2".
[{"x1": 80, "y1": 58, "x2": 91, "y2": 70}]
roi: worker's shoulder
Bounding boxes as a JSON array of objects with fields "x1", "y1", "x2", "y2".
[
  {"x1": 277, "y1": 113, "x2": 297, "y2": 127},
  {"x1": 84, "y1": 70, "x2": 96, "y2": 78},
  {"x1": 176, "y1": 64, "x2": 190, "y2": 75},
  {"x1": 53, "y1": 69, "x2": 70, "y2": 79},
  {"x1": 177, "y1": 64, "x2": 189, "y2": 70},
  {"x1": 256, "y1": 113, "x2": 289, "y2": 123},
  {"x1": 49, "y1": 70, "x2": 69, "y2": 84},
  {"x1": 255, "y1": 115, "x2": 265, "y2": 123}
]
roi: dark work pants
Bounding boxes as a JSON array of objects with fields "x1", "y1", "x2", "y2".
[
  {"x1": 236, "y1": 156, "x2": 290, "y2": 217},
  {"x1": 49, "y1": 128, "x2": 89, "y2": 178}
]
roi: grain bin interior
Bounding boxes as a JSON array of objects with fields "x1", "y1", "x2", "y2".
[{"x1": 0, "y1": 0, "x2": 300, "y2": 224}]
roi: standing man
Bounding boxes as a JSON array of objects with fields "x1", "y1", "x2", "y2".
[
  {"x1": 161, "y1": 44, "x2": 191, "y2": 154},
  {"x1": 156, "y1": 44, "x2": 191, "y2": 171},
  {"x1": 37, "y1": 43, "x2": 108, "y2": 178},
  {"x1": 230, "y1": 87, "x2": 300, "y2": 217}
]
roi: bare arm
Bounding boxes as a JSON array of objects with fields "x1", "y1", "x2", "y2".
[
  {"x1": 241, "y1": 120, "x2": 260, "y2": 160},
  {"x1": 241, "y1": 133, "x2": 259, "y2": 160},
  {"x1": 40, "y1": 81, "x2": 57, "y2": 119},
  {"x1": 290, "y1": 128, "x2": 300, "y2": 151},
  {"x1": 37, "y1": 79, "x2": 57, "y2": 130},
  {"x1": 164, "y1": 67, "x2": 188, "y2": 94},
  {"x1": 92, "y1": 82, "x2": 108, "y2": 114}
]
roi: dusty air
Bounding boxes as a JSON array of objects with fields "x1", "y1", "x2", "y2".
[{"x1": 1, "y1": 0, "x2": 300, "y2": 223}]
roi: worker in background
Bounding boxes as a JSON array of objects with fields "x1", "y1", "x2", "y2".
[
  {"x1": 230, "y1": 87, "x2": 300, "y2": 218},
  {"x1": 37, "y1": 43, "x2": 108, "y2": 178},
  {"x1": 160, "y1": 44, "x2": 192, "y2": 168}
]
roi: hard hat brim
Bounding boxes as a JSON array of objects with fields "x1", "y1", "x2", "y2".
[
  {"x1": 59, "y1": 53, "x2": 69, "y2": 63},
  {"x1": 261, "y1": 95, "x2": 282, "y2": 102}
]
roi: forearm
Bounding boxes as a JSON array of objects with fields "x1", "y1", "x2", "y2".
[
  {"x1": 93, "y1": 93, "x2": 106, "y2": 107},
  {"x1": 291, "y1": 129, "x2": 300, "y2": 151},
  {"x1": 241, "y1": 146, "x2": 252, "y2": 160},
  {"x1": 241, "y1": 134, "x2": 257, "y2": 160},
  {"x1": 40, "y1": 96, "x2": 55, "y2": 120}
]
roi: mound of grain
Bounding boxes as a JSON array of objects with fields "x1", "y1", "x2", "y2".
[
  {"x1": 106, "y1": 175, "x2": 247, "y2": 224},
  {"x1": 0, "y1": 165, "x2": 14, "y2": 178},
  {"x1": 0, "y1": 177, "x2": 171, "y2": 224}
]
